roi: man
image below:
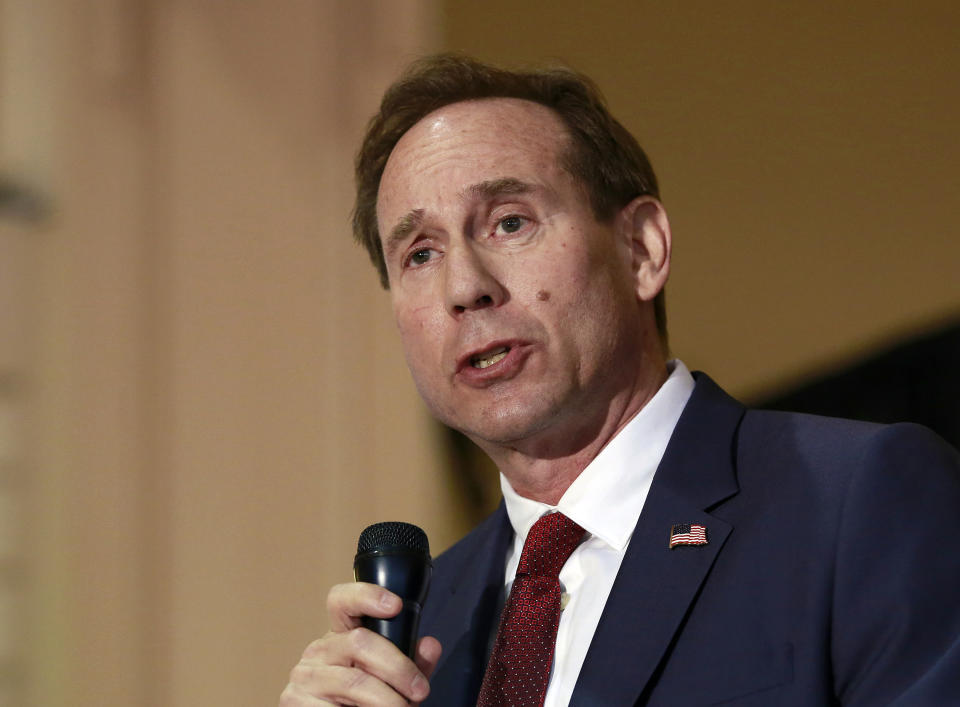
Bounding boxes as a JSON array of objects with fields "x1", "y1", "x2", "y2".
[{"x1": 280, "y1": 55, "x2": 960, "y2": 706}]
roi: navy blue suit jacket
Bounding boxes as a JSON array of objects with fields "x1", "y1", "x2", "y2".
[{"x1": 418, "y1": 374, "x2": 960, "y2": 705}]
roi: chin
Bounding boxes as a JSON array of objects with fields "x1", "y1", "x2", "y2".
[{"x1": 453, "y1": 401, "x2": 560, "y2": 448}]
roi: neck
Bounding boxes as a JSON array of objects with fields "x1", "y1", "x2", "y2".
[{"x1": 478, "y1": 355, "x2": 670, "y2": 505}]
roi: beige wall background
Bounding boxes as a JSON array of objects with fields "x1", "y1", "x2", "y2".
[
  {"x1": 0, "y1": 1, "x2": 955, "y2": 706},
  {"x1": 7, "y1": 2, "x2": 451, "y2": 706}
]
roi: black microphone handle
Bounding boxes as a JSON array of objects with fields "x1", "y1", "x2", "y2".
[
  {"x1": 360, "y1": 607, "x2": 421, "y2": 659},
  {"x1": 354, "y1": 550, "x2": 432, "y2": 659}
]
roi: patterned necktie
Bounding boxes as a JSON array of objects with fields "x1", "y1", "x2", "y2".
[{"x1": 477, "y1": 512, "x2": 586, "y2": 707}]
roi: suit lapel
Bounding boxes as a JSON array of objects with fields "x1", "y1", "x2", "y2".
[
  {"x1": 571, "y1": 374, "x2": 744, "y2": 706},
  {"x1": 422, "y1": 505, "x2": 512, "y2": 705}
]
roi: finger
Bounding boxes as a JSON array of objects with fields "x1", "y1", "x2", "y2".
[
  {"x1": 286, "y1": 660, "x2": 412, "y2": 706},
  {"x1": 301, "y1": 628, "x2": 430, "y2": 703},
  {"x1": 279, "y1": 680, "x2": 333, "y2": 706},
  {"x1": 410, "y1": 637, "x2": 442, "y2": 706},
  {"x1": 326, "y1": 582, "x2": 401, "y2": 632},
  {"x1": 414, "y1": 636, "x2": 443, "y2": 679}
]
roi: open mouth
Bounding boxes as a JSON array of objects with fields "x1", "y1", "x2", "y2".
[{"x1": 470, "y1": 346, "x2": 510, "y2": 369}]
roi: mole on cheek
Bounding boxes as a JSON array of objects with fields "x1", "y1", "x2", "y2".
[{"x1": 536, "y1": 289, "x2": 550, "y2": 302}]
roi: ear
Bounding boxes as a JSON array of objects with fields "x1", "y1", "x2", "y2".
[{"x1": 618, "y1": 196, "x2": 671, "y2": 302}]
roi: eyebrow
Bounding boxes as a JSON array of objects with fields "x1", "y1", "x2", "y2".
[
  {"x1": 382, "y1": 178, "x2": 538, "y2": 260},
  {"x1": 384, "y1": 208, "x2": 425, "y2": 260}
]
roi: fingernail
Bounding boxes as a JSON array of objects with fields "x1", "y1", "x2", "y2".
[{"x1": 379, "y1": 592, "x2": 398, "y2": 611}]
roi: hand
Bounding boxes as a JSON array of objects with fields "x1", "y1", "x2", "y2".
[{"x1": 279, "y1": 582, "x2": 442, "y2": 706}]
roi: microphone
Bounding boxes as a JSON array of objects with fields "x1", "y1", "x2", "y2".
[{"x1": 354, "y1": 521, "x2": 432, "y2": 658}]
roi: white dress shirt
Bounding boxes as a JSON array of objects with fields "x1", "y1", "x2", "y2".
[{"x1": 499, "y1": 360, "x2": 695, "y2": 706}]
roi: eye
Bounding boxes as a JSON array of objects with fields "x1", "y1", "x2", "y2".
[
  {"x1": 494, "y1": 215, "x2": 528, "y2": 236},
  {"x1": 405, "y1": 247, "x2": 435, "y2": 268}
]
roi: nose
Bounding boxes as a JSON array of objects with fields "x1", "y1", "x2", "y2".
[{"x1": 443, "y1": 242, "x2": 506, "y2": 315}]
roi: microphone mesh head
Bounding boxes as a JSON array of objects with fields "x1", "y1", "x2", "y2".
[{"x1": 357, "y1": 521, "x2": 430, "y2": 556}]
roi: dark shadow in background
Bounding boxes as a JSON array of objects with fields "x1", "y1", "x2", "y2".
[{"x1": 753, "y1": 318, "x2": 960, "y2": 451}]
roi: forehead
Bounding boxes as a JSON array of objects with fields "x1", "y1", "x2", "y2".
[{"x1": 377, "y1": 98, "x2": 573, "y2": 222}]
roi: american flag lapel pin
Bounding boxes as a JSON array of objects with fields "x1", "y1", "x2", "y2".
[{"x1": 669, "y1": 523, "x2": 708, "y2": 549}]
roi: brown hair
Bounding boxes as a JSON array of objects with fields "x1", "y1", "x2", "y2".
[{"x1": 353, "y1": 53, "x2": 667, "y2": 344}]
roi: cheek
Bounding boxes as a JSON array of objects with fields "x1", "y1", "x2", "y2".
[
  {"x1": 532, "y1": 238, "x2": 593, "y2": 289},
  {"x1": 549, "y1": 246, "x2": 634, "y2": 352},
  {"x1": 394, "y1": 305, "x2": 444, "y2": 367}
]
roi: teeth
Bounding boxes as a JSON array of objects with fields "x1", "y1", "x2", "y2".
[{"x1": 472, "y1": 347, "x2": 509, "y2": 369}]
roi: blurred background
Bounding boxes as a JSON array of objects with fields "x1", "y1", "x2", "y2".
[{"x1": 0, "y1": 1, "x2": 956, "y2": 705}]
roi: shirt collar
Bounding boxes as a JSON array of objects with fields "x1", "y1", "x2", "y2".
[{"x1": 501, "y1": 359, "x2": 696, "y2": 552}]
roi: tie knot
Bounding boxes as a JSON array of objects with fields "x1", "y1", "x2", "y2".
[{"x1": 517, "y1": 512, "x2": 585, "y2": 578}]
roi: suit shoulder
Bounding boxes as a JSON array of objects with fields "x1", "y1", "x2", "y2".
[
  {"x1": 741, "y1": 409, "x2": 957, "y2": 470},
  {"x1": 732, "y1": 410, "x2": 959, "y2": 509}
]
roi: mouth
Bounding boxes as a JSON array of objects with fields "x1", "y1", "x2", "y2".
[
  {"x1": 456, "y1": 340, "x2": 531, "y2": 386},
  {"x1": 470, "y1": 346, "x2": 510, "y2": 369}
]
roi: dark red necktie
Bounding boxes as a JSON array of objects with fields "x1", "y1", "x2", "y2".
[{"x1": 477, "y1": 512, "x2": 586, "y2": 707}]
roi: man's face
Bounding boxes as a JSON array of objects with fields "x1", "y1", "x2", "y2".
[{"x1": 376, "y1": 98, "x2": 648, "y2": 452}]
